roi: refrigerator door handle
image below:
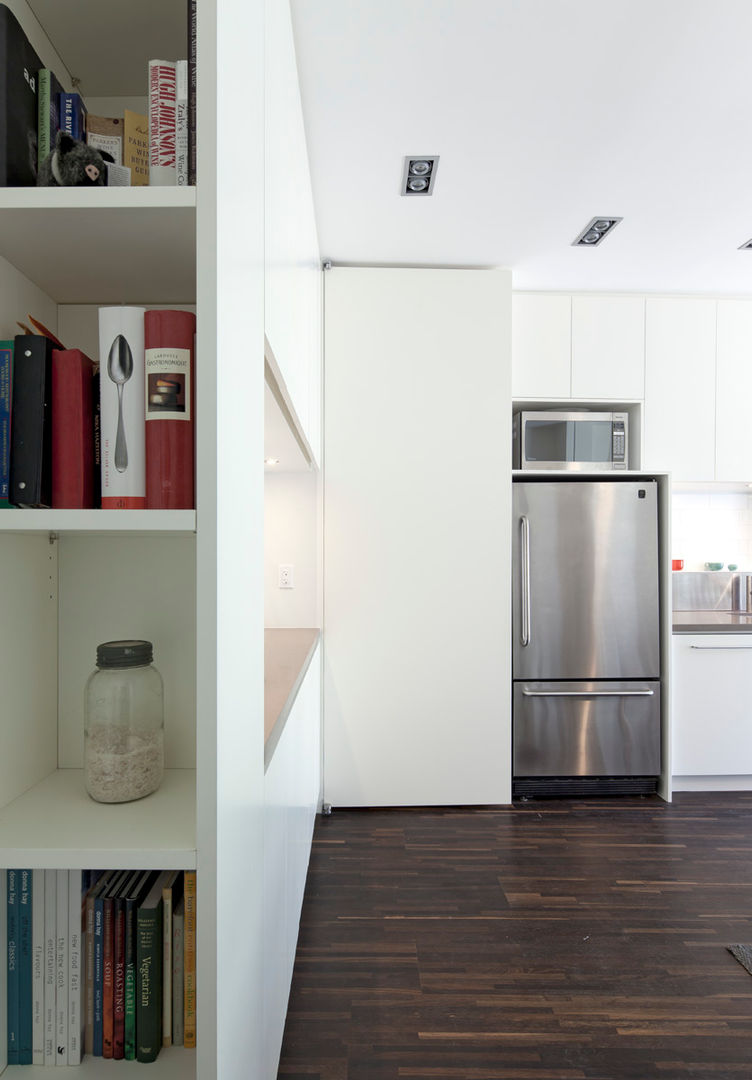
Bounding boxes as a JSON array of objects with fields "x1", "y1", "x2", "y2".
[
  {"x1": 520, "y1": 515, "x2": 531, "y2": 646},
  {"x1": 521, "y1": 688, "x2": 655, "y2": 698}
]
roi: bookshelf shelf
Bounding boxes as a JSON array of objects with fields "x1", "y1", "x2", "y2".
[
  {"x1": 3, "y1": 1045, "x2": 196, "y2": 1077},
  {"x1": 0, "y1": 769, "x2": 196, "y2": 870},
  {"x1": 0, "y1": 509, "x2": 196, "y2": 535},
  {"x1": 0, "y1": 189, "x2": 196, "y2": 305}
]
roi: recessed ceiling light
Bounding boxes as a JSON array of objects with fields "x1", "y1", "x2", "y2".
[
  {"x1": 401, "y1": 156, "x2": 439, "y2": 196},
  {"x1": 572, "y1": 216, "x2": 623, "y2": 246},
  {"x1": 264, "y1": 458, "x2": 280, "y2": 465}
]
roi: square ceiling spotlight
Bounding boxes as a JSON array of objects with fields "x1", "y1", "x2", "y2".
[
  {"x1": 572, "y1": 217, "x2": 623, "y2": 246},
  {"x1": 402, "y1": 156, "x2": 439, "y2": 195}
]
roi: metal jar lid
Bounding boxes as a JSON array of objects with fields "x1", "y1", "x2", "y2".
[{"x1": 96, "y1": 640, "x2": 154, "y2": 669}]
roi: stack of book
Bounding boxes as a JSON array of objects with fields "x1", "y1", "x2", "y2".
[
  {"x1": 5, "y1": 868, "x2": 197, "y2": 1065},
  {"x1": 1, "y1": 306, "x2": 196, "y2": 511}
]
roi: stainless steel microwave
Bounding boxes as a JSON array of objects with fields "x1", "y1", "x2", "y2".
[{"x1": 513, "y1": 410, "x2": 628, "y2": 470}]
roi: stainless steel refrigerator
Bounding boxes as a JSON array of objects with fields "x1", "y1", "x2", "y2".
[{"x1": 512, "y1": 479, "x2": 661, "y2": 797}]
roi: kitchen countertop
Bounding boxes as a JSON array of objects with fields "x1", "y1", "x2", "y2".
[
  {"x1": 672, "y1": 611, "x2": 752, "y2": 633},
  {"x1": 264, "y1": 628, "x2": 320, "y2": 769}
]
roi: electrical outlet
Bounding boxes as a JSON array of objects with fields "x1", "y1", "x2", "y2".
[{"x1": 278, "y1": 564, "x2": 294, "y2": 589}]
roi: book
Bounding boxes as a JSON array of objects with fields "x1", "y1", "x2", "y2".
[
  {"x1": 161, "y1": 870, "x2": 182, "y2": 1046},
  {"x1": 137, "y1": 870, "x2": 174, "y2": 1063},
  {"x1": 43, "y1": 869, "x2": 56, "y2": 1065},
  {"x1": 67, "y1": 871, "x2": 83, "y2": 1065},
  {"x1": 86, "y1": 114, "x2": 122, "y2": 166},
  {"x1": 123, "y1": 109, "x2": 149, "y2": 185},
  {"x1": 98, "y1": 308, "x2": 146, "y2": 508},
  {"x1": 188, "y1": 0, "x2": 197, "y2": 185},
  {"x1": 37, "y1": 68, "x2": 63, "y2": 173},
  {"x1": 55, "y1": 869, "x2": 68, "y2": 1066},
  {"x1": 171, "y1": 895, "x2": 184, "y2": 1046},
  {"x1": 176, "y1": 60, "x2": 188, "y2": 186},
  {"x1": 101, "y1": 869, "x2": 127, "y2": 1059},
  {"x1": 18, "y1": 869, "x2": 32, "y2": 1064},
  {"x1": 51, "y1": 348, "x2": 95, "y2": 508},
  {"x1": 113, "y1": 870, "x2": 142, "y2": 1060},
  {"x1": 0, "y1": 5, "x2": 43, "y2": 185},
  {"x1": 148, "y1": 60, "x2": 177, "y2": 185},
  {"x1": 31, "y1": 869, "x2": 44, "y2": 1064},
  {"x1": 92, "y1": 365, "x2": 101, "y2": 508},
  {"x1": 57, "y1": 91, "x2": 87, "y2": 140},
  {"x1": 123, "y1": 871, "x2": 154, "y2": 1060},
  {"x1": 183, "y1": 869, "x2": 197, "y2": 1048},
  {"x1": 89, "y1": 870, "x2": 118, "y2": 1056},
  {"x1": 144, "y1": 309, "x2": 197, "y2": 508},
  {"x1": 0, "y1": 339, "x2": 11, "y2": 506},
  {"x1": 7, "y1": 869, "x2": 18, "y2": 1064},
  {"x1": 9, "y1": 334, "x2": 55, "y2": 506}
]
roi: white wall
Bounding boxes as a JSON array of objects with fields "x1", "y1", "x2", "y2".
[
  {"x1": 264, "y1": 471, "x2": 319, "y2": 628},
  {"x1": 672, "y1": 491, "x2": 752, "y2": 571}
]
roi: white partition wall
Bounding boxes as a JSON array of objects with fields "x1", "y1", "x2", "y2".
[{"x1": 324, "y1": 266, "x2": 513, "y2": 807}]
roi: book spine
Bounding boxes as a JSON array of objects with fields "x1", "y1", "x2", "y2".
[
  {"x1": 92, "y1": 889, "x2": 104, "y2": 1055},
  {"x1": 102, "y1": 887, "x2": 114, "y2": 1058},
  {"x1": 124, "y1": 897, "x2": 137, "y2": 1059},
  {"x1": 113, "y1": 891, "x2": 126, "y2": 1058},
  {"x1": 0, "y1": 341, "x2": 12, "y2": 506},
  {"x1": 171, "y1": 902, "x2": 184, "y2": 1046},
  {"x1": 176, "y1": 60, "x2": 188, "y2": 186},
  {"x1": 84, "y1": 886, "x2": 96, "y2": 1055},
  {"x1": 98, "y1": 308, "x2": 146, "y2": 508},
  {"x1": 148, "y1": 60, "x2": 177, "y2": 185},
  {"x1": 136, "y1": 909, "x2": 163, "y2": 1062},
  {"x1": 9, "y1": 334, "x2": 54, "y2": 507},
  {"x1": 123, "y1": 110, "x2": 149, "y2": 186},
  {"x1": 37, "y1": 70, "x2": 53, "y2": 170},
  {"x1": 51, "y1": 348, "x2": 95, "y2": 508},
  {"x1": 92, "y1": 367, "x2": 101, "y2": 508},
  {"x1": 43, "y1": 869, "x2": 56, "y2": 1065},
  {"x1": 6, "y1": 869, "x2": 18, "y2": 1065},
  {"x1": 188, "y1": 0, "x2": 197, "y2": 184},
  {"x1": 55, "y1": 870, "x2": 68, "y2": 1066},
  {"x1": 18, "y1": 869, "x2": 32, "y2": 1064},
  {"x1": 31, "y1": 869, "x2": 44, "y2": 1064},
  {"x1": 144, "y1": 310, "x2": 196, "y2": 508},
  {"x1": 58, "y1": 92, "x2": 87, "y2": 140},
  {"x1": 183, "y1": 870, "x2": 197, "y2": 1048},
  {"x1": 161, "y1": 883, "x2": 173, "y2": 1046},
  {"x1": 67, "y1": 871, "x2": 82, "y2": 1065}
]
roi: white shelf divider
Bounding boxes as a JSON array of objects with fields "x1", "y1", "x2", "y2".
[
  {"x1": 0, "y1": 769, "x2": 196, "y2": 869},
  {"x1": 0, "y1": 509, "x2": 196, "y2": 535}
]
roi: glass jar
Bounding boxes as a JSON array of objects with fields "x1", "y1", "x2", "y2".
[{"x1": 84, "y1": 640, "x2": 164, "y2": 803}]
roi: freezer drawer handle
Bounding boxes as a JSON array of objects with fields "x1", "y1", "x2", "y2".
[
  {"x1": 520, "y1": 515, "x2": 531, "y2": 647},
  {"x1": 689, "y1": 645, "x2": 752, "y2": 650},
  {"x1": 521, "y1": 689, "x2": 655, "y2": 698}
]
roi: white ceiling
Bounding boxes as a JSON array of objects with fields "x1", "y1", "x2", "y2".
[{"x1": 290, "y1": 0, "x2": 752, "y2": 295}]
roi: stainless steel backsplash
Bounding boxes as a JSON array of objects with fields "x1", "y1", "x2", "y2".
[{"x1": 672, "y1": 570, "x2": 750, "y2": 612}]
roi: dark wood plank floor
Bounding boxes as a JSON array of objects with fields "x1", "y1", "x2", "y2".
[{"x1": 277, "y1": 793, "x2": 752, "y2": 1080}]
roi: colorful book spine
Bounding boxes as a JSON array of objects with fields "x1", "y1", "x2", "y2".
[
  {"x1": 67, "y1": 871, "x2": 82, "y2": 1065},
  {"x1": 148, "y1": 60, "x2": 177, "y2": 185},
  {"x1": 176, "y1": 60, "x2": 188, "y2": 186},
  {"x1": 51, "y1": 348, "x2": 95, "y2": 508},
  {"x1": 98, "y1": 308, "x2": 146, "y2": 508},
  {"x1": 136, "y1": 873, "x2": 167, "y2": 1064},
  {"x1": 124, "y1": 871, "x2": 151, "y2": 1060},
  {"x1": 31, "y1": 869, "x2": 44, "y2": 1064},
  {"x1": 144, "y1": 309, "x2": 196, "y2": 508},
  {"x1": 102, "y1": 877, "x2": 116, "y2": 1058},
  {"x1": 123, "y1": 109, "x2": 149, "y2": 185},
  {"x1": 55, "y1": 869, "x2": 68, "y2": 1066},
  {"x1": 7, "y1": 869, "x2": 19, "y2": 1065},
  {"x1": 171, "y1": 895, "x2": 184, "y2": 1046},
  {"x1": 57, "y1": 91, "x2": 87, "y2": 140},
  {"x1": 37, "y1": 68, "x2": 62, "y2": 171},
  {"x1": 43, "y1": 869, "x2": 56, "y2": 1065},
  {"x1": 188, "y1": 0, "x2": 196, "y2": 184},
  {"x1": 18, "y1": 869, "x2": 32, "y2": 1064},
  {"x1": 183, "y1": 870, "x2": 197, "y2": 1048},
  {"x1": 0, "y1": 340, "x2": 12, "y2": 506}
]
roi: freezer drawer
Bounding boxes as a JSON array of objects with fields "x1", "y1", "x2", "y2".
[{"x1": 513, "y1": 680, "x2": 661, "y2": 777}]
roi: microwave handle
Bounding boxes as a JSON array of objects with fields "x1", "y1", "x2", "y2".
[{"x1": 520, "y1": 515, "x2": 531, "y2": 647}]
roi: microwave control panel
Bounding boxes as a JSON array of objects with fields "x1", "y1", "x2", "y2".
[{"x1": 612, "y1": 417, "x2": 627, "y2": 467}]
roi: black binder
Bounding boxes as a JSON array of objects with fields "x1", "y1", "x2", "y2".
[
  {"x1": 0, "y1": 4, "x2": 43, "y2": 185},
  {"x1": 10, "y1": 335, "x2": 55, "y2": 506}
]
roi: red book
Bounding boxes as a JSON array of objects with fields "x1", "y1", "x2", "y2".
[
  {"x1": 51, "y1": 348, "x2": 95, "y2": 508},
  {"x1": 144, "y1": 309, "x2": 196, "y2": 509}
]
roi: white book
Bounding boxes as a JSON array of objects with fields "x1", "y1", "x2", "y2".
[
  {"x1": 67, "y1": 871, "x2": 82, "y2": 1065},
  {"x1": 98, "y1": 306, "x2": 147, "y2": 508},
  {"x1": 55, "y1": 870, "x2": 68, "y2": 1066},
  {"x1": 31, "y1": 869, "x2": 44, "y2": 1064},
  {"x1": 43, "y1": 869, "x2": 56, "y2": 1065},
  {"x1": 176, "y1": 60, "x2": 189, "y2": 186},
  {"x1": 148, "y1": 59, "x2": 178, "y2": 185}
]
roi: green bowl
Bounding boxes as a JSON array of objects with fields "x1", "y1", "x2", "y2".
[{"x1": 705, "y1": 562, "x2": 724, "y2": 571}]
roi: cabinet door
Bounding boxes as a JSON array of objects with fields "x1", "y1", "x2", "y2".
[
  {"x1": 512, "y1": 293, "x2": 571, "y2": 399},
  {"x1": 672, "y1": 635, "x2": 752, "y2": 775},
  {"x1": 644, "y1": 299, "x2": 716, "y2": 481},
  {"x1": 571, "y1": 295, "x2": 645, "y2": 400},
  {"x1": 716, "y1": 300, "x2": 752, "y2": 482}
]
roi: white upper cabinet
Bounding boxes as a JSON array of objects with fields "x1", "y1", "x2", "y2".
[
  {"x1": 571, "y1": 295, "x2": 645, "y2": 400},
  {"x1": 644, "y1": 298, "x2": 717, "y2": 481},
  {"x1": 511, "y1": 293, "x2": 571, "y2": 399},
  {"x1": 715, "y1": 300, "x2": 752, "y2": 482}
]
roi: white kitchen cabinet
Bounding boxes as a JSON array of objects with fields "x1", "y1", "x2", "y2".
[
  {"x1": 324, "y1": 267, "x2": 512, "y2": 807},
  {"x1": 672, "y1": 634, "x2": 752, "y2": 778},
  {"x1": 715, "y1": 300, "x2": 752, "y2": 482},
  {"x1": 511, "y1": 293, "x2": 571, "y2": 398},
  {"x1": 643, "y1": 298, "x2": 716, "y2": 481},
  {"x1": 571, "y1": 295, "x2": 645, "y2": 400}
]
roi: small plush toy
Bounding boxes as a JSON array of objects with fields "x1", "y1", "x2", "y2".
[{"x1": 37, "y1": 130, "x2": 114, "y2": 187}]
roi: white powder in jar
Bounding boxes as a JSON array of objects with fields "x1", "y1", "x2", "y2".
[{"x1": 85, "y1": 725, "x2": 164, "y2": 803}]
